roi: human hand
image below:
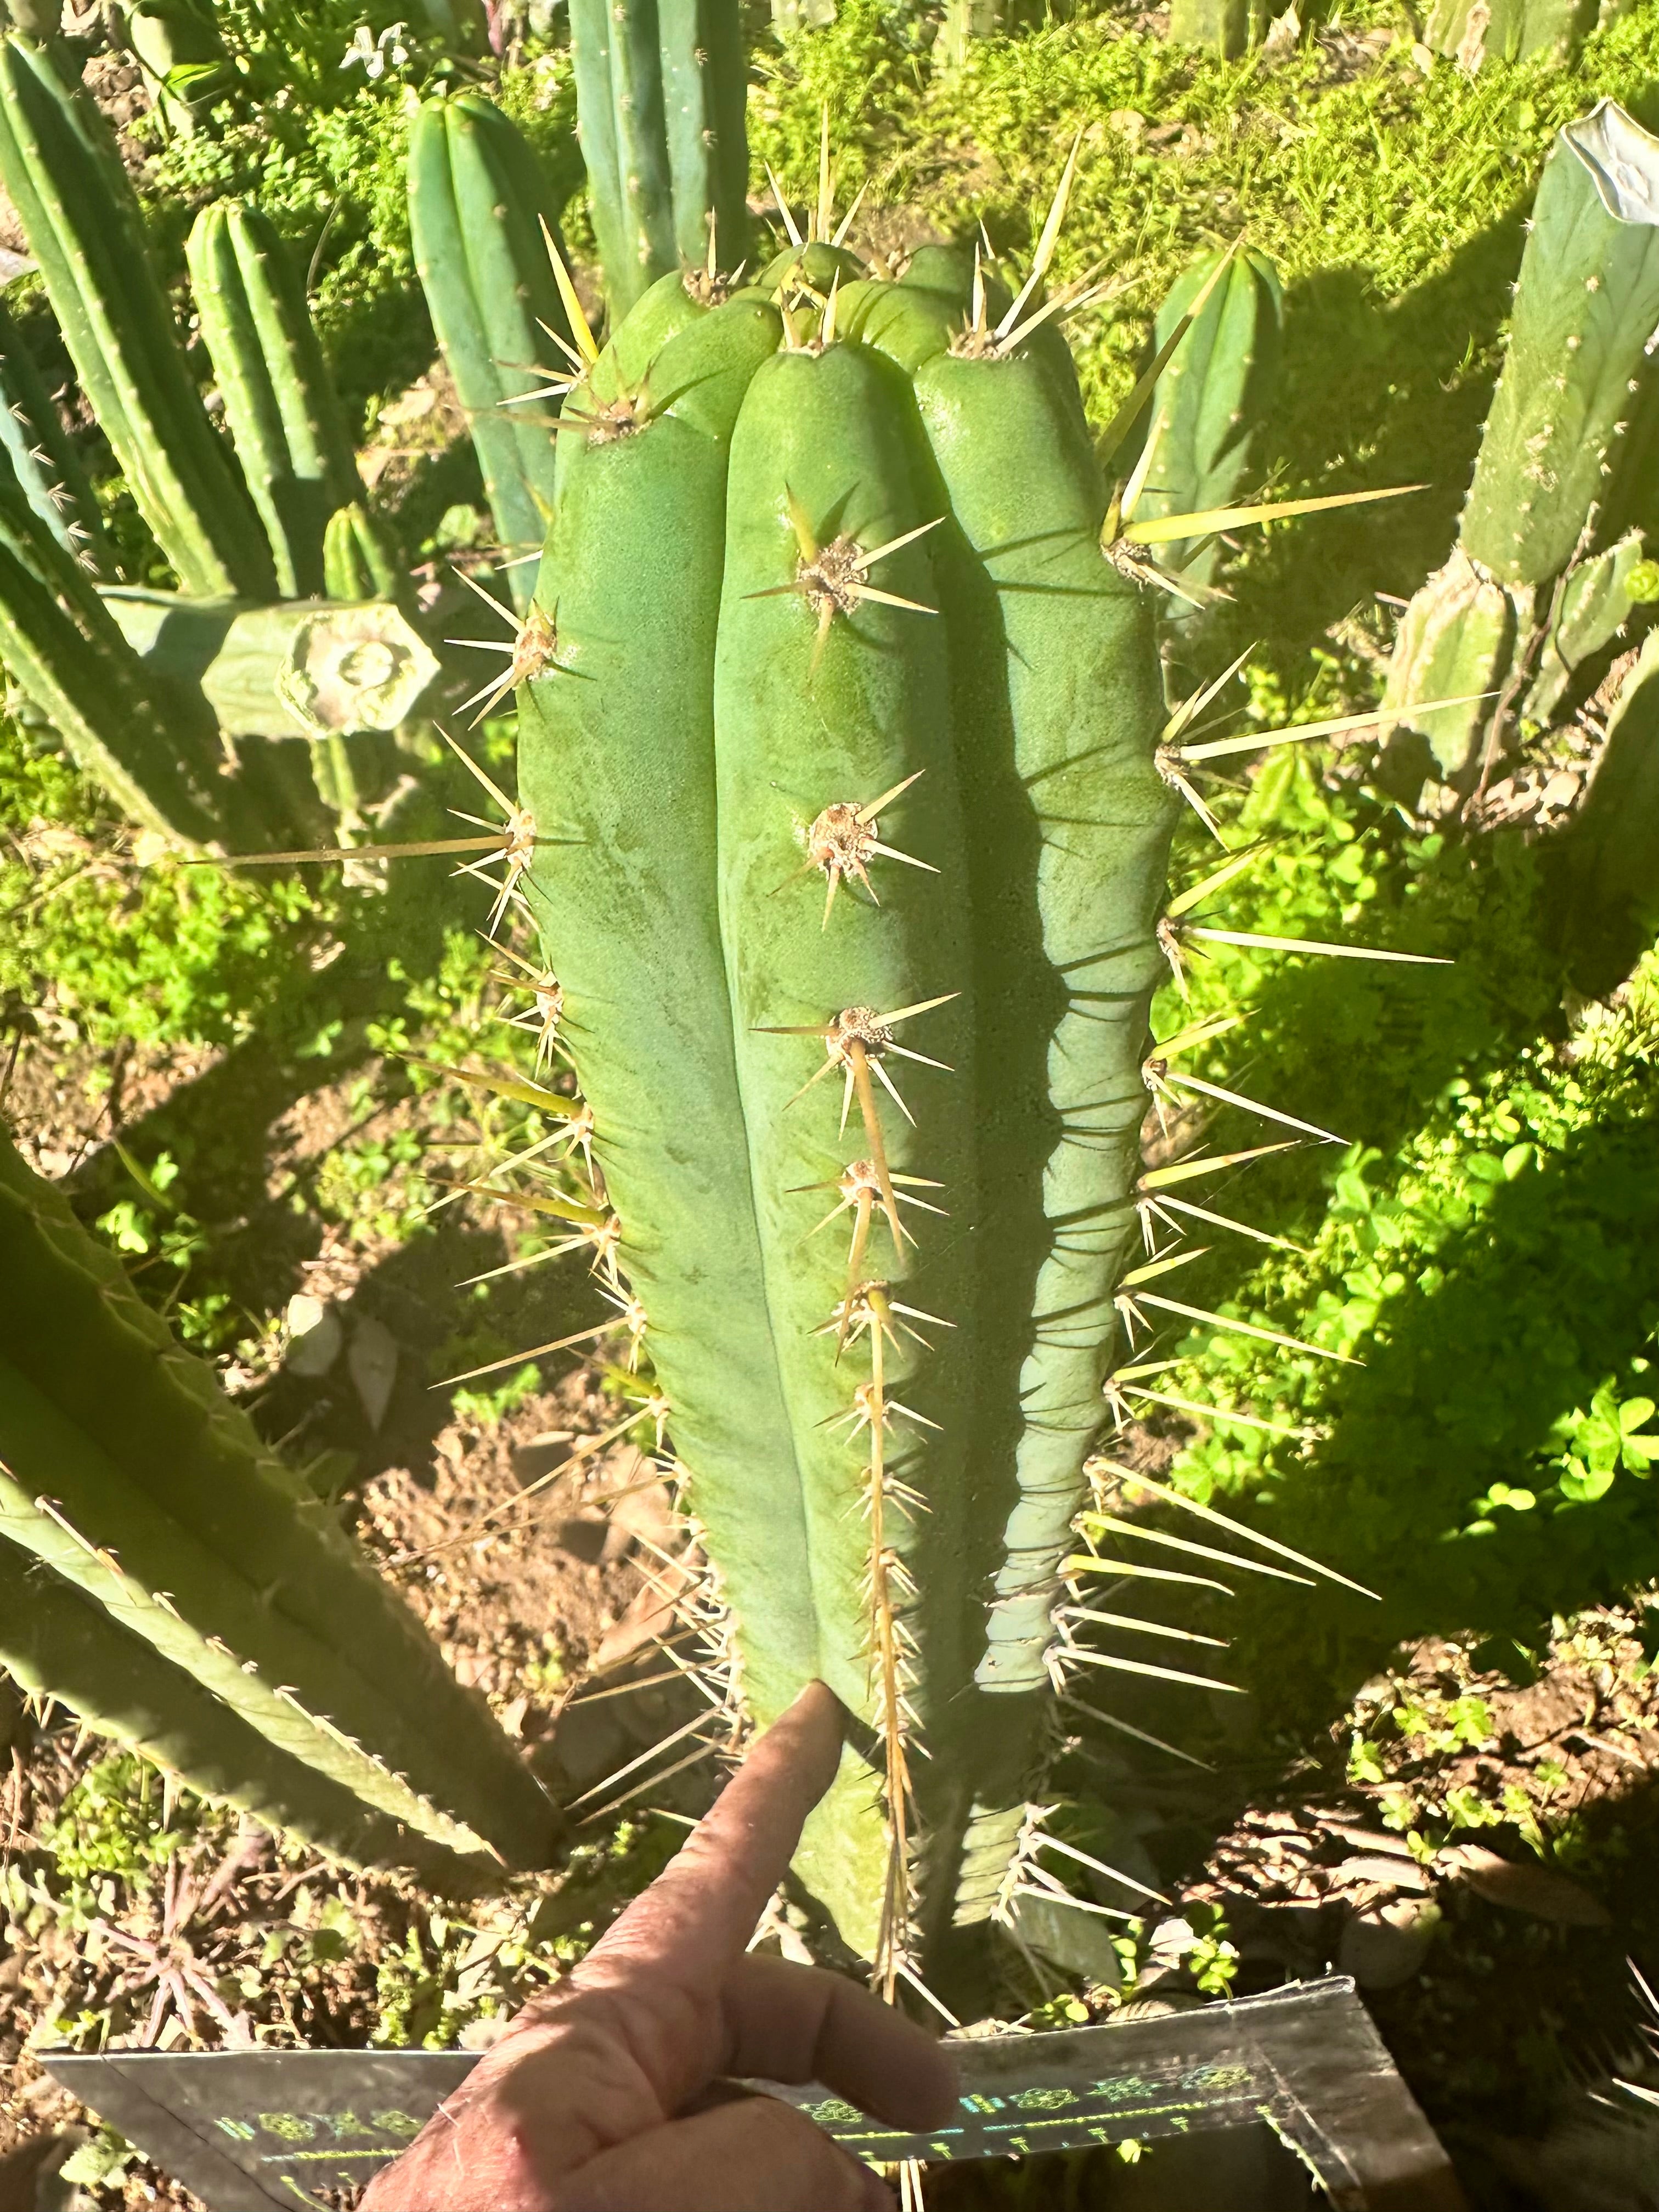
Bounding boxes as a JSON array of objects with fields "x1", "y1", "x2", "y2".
[{"x1": 361, "y1": 1681, "x2": 956, "y2": 2210}]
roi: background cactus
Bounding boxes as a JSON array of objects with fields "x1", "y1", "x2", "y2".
[
  {"x1": 0, "y1": 472, "x2": 254, "y2": 846},
  {"x1": 99, "y1": 588, "x2": 438, "y2": 741},
  {"x1": 0, "y1": 290, "x2": 112, "y2": 572},
  {"x1": 0, "y1": 1132, "x2": 558, "y2": 1875},
  {"x1": 568, "y1": 0, "x2": 749, "y2": 315},
  {"x1": 324, "y1": 499, "x2": 404, "y2": 605},
  {"x1": 1127, "y1": 245, "x2": 1282, "y2": 683},
  {"x1": 185, "y1": 200, "x2": 370, "y2": 601},
  {"x1": 1423, "y1": 0, "x2": 1599, "y2": 71},
  {"x1": 0, "y1": 31, "x2": 274, "y2": 598},
  {"x1": 408, "y1": 91, "x2": 573, "y2": 609},
  {"x1": 1167, "y1": 0, "x2": 1260, "y2": 59},
  {"x1": 0, "y1": 1535, "x2": 476, "y2": 1878},
  {"x1": 1550, "y1": 625, "x2": 1659, "y2": 995},
  {"x1": 1386, "y1": 99, "x2": 1659, "y2": 786},
  {"x1": 119, "y1": 0, "x2": 233, "y2": 137},
  {"x1": 515, "y1": 218, "x2": 1186, "y2": 1983}
]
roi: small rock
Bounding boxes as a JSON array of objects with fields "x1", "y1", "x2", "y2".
[
  {"x1": 1339, "y1": 1897, "x2": 1441, "y2": 1989},
  {"x1": 285, "y1": 1294, "x2": 342, "y2": 1378},
  {"x1": 349, "y1": 1316, "x2": 399, "y2": 1431}
]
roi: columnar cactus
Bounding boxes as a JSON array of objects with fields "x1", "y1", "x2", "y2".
[
  {"x1": 1423, "y1": 0, "x2": 1598, "y2": 71},
  {"x1": 0, "y1": 291, "x2": 112, "y2": 571},
  {"x1": 1168, "y1": 0, "x2": 1260, "y2": 58},
  {"x1": 186, "y1": 201, "x2": 370, "y2": 601},
  {"x1": 0, "y1": 1535, "x2": 471, "y2": 1877},
  {"x1": 121, "y1": 0, "x2": 233, "y2": 136},
  {"x1": 0, "y1": 473, "x2": 250, "y2": 846},
  {"x1": 515, "y1": 225, "x2": 1177, "y2": 1979},
  {"x1": 101, "y1": 587, "x2": 439, "y2": 843},
  {"x1": 1553, "y1": 627, "x2": 1659, "y2": 994},
  {"x1": 0, "y1": 32, "x2": 274, "y2": 598},
  {"x1": 0, "y1": 1134, "x2": 558, "y2": 1875},
  {"x1": 1130, "y1": 245, "x2": 1282, "y2": 676},
  {"x1": 568, "y1": 0, "x2": 749, "y2": 314},
  {"x1": 324, "y1": 500, "x2": 404, "y2": 605},
  {"x1": 1386, "y1": 100, "x2": 1659, "y2": 783},
  {"x1": 99, "y1": 589, "x2": 437, "y2": 740},
  {"x1": 409, "y1": 92, "x2": 574, "y2": 607}
]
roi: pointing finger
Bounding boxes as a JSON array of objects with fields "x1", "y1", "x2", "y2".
[{"x1": 580, "y1": 1680, "x2": 844, "y2": 1994}]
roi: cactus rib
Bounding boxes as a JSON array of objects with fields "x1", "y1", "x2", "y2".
[
  {"x1": 1386, "y1": 99, "x2": 1659, "y2": 784},
  {"x1": 0, "y1": 1536, "x2": 478, "y2": 1881},
  {"x1": 569, "y1": 0, "x2": 749, "y2": 315},
  {"x1": 0, "y1": 473, "x2": 246, "y2": 846}
]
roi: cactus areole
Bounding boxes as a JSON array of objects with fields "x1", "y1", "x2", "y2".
[{"x1": 516, "y1": 246, "x2": 1177, "y2": 1988}]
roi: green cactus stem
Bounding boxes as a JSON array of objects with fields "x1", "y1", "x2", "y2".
[
  {"x1": 0, "y1": 1536, "x2": 481, "y2": 1881},
  {"x1": 1130, "y1": 247, "x2": 1282, "y2": 603},
  {"x1": 1423, "y1": 0, "x2": 1598, "y2": 70},
  {"x1": 1544, "y1": 624, "x2": 1659, "y2": 997},
  {"x1": 0, "y1": 1133, "x2": 558, "y2": 1872},
  {"x1": 568, "y1": 0, "x2": 749, "y2": 317},
  {"x1": 935, "y1": 0, "x2": 1000, "y2": 76},
  {"x1": 324, "y1": 500, "x2": 404, "y2": 605},
  {"x1": 0, "y1": 290, "x2": 111, "y2": 571},
  {"x1": 186, "y1": 201, "x2": 369, "y2": 601},
  {"x1": 517, "y1": 229, "x2": 1176, "y2": 1983},
  {"x1": 0, "y1": 33, "x2": 274, "y2": 597},
  {"x1": 1168, "y1": 0, "x2": 1260, "y2": 57},
  {"x1": 408, "y1": 91, "x2": 574, "y2": 610},
  {"x1": 1524, "y1": 527, "x2": 1652, "y2": 723},
  {"x1": 100, "y1": 588, "x2": 439, "y2": 737},
  {"x1": 1387, "y1": 100, "x2": 1659, "y2": 785},
  {"x1": 0, "y1": 473, "x2": 253, "y2": 847},
  {"x1": 121, "y1": 0, "x2": 233, "y2": 137},
  {"x1": 1464, "y1": 101, "x2": 1659, "y2": 592},
  {"x1": 99, "y1": 588, "x2": 439, "y2": 843},
  {"x1": 1383, "y1": 544, "x2": 1519, "y2": 783}
]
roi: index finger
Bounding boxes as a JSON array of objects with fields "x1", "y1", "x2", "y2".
[{"x1": 583, "y1": 1681, "x2": 844, "y2": 1990}]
